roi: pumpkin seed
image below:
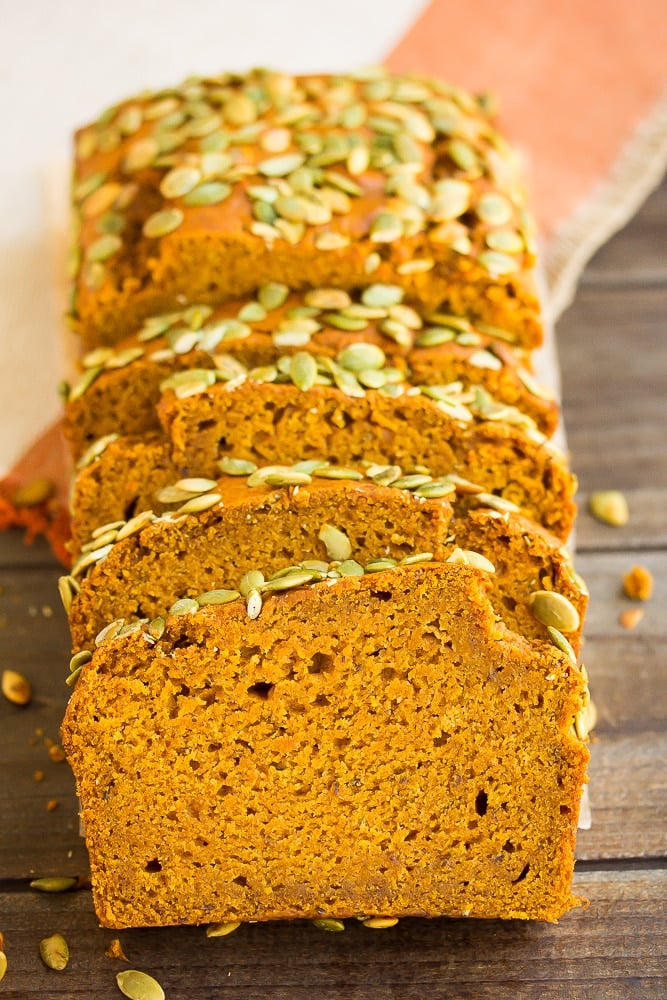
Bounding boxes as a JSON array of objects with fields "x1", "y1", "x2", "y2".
[
  {"x1": 391, "y1": 474, "x2": 432, "y2": 490},
  {"x1": 240, "y1": 570, "x2": 265, "y2": 597},
  {"x1": 0, "y1": 951, "x2": 6, "y2": 983},
  {"x1": 146, "y1": 618, "x2": 166, "y2": 640},
  {"x1": 155, "y1": 485, "x2": 197, "y2": 504},
  {"x1": 414, "y1": 481, "x2": 457, "y2": 499},
  {"x1": 65, "y1": 665, "x2": 83, "y2": 688},
  {"x1": 160, "y1": 165, "x2": 201, "y2": 199},
  {"x1": 11, "y1": 475, "x2": 54, "y2": 507},
  {"x1": 430, "y1": 178, "x2": 471, "y2": 221},
  {"x1": 258, "y1": 153, "x2": 305, "y2": 177},
  {"x1": 370, "y1": 212, "x2": 403, "y2": 242},
  {"x1": 58, "y1": 575, "x2": 79, "y2": 614},
  {"x1": 2, "y1": 669, "x2": 32, "y2": 706},
  {"x1": 218, "y1": 457, "x2": 258, "y2": 476},
  {"x1": 69, "y1": 650, "x2": 93, "y2": 672},
  {"x1": 116, "y1": 970, "x2": 165, "y2": 1000},
  {"x1": 476, "y1": 192, "x2": 513, "y2": 226},
  {"x1": 143, "y1": 208, "x2": 184, "y2": 238},
  {"x1": 264, "y1": 470, "x2": 312, "y2": 487},
  {"x1": 95, "y1": 619, "x2": 126, "y2": 645},
  {"x1": 529, "y1": 591, "x2": 580, "y2": 632},
  {"x1": 338, "y1": 559, "x2": 365, "y2": 577},
  {"x1": 304, "y1": 288, "x2": 351, "y2": 310},
  {"x1": 474, "y1": 493, "x2": 521, "y2": 514},
  {"x1": 313, "y1": 918, "x2": 345, "y2": 932},
  {"x1": 364, "y1": 251, "x2": 381, "y2": 273},
  {"x1": 39, "y1": 933, "x2": 69, "y2": 971},
  {"x1": 174, "y1": 477, "x2": 218, "y2": 494},
  {"x1": 314, "y1": 232, "x2": 350, "y2": 250},
  {"x1": 365, "y1": 557, "x2": 397, "y2": 573},
  {"x1": 312, "y1": 466, "x2": 363, "y2": 481},
  {"x1": 447, "y1": 139, "x2": 478, "y2": 172},
  {"x1": 116, "y1": 510, "x2": 156, "y2": 541},
  {"x1": 361, "y1": 284, "x2": 403, "y2": 308},
  {"x1": 197, "y1": 589, "x2": 242, "y2": 606},
  {"x1": 86, "y1": 234, "x2": 122, "y2": 262},
  {"x1": 169, "y1": 598, "x2": 200, "y2": 616},
  {"x1": 547, "y1": 627, "x2": 577, "y2": 664},
  {"x1": 237, "y1": 301, "x2": 266, "y2": 322},
  {"x1": 363, "y1": 917, "x2": 399, "y2": 929},
  {"x1": 486, "y1": 229, "x2": 524, "y2": 254},
  {"x1": 184, "y1": 181, "x2": 231, "y2": 206},
  {"x1": 446, "y1": 548, "x2": 495, "y2": 573},
  {"x1": 416, "y1": 326, "x2": 456, "y2": 348},
  {"x1": 588, "y1": 490, "x2": 629, "y2": 527},
  {"x1": 177, "y1": 492, "x2": 222, "y2": 514},
  {"x1": 468, "y1": 349, "x2": 502, "y2": 371},
  {"x1": 516, "y1": 369, "x2": 555, "y2": 401},
  {"x1": 289, "y1": 352, "x2": 318, "y2": 391},
  {"x1": 478, "y1": 250, "x2": 519, "y2": 276},
  {"x1": 319, "y1": 524, "x2": 352, "y2": 561},
  {"x1": 123, "y1": 138, "x2": 160, "y2": 171},
  {"x1": 30, "y1": 877, "x2": 77, "y2": 893},
  {"x1": 400, "y1": 552, "x2": 434, "y2": 566},
  {"x1": 258, "y1": 282, "x2": 289, "y2": 311},
  {"x1": 263, "y1": 571, "x2": 316, "y2": 592},
  {"x1": 206, "y1": 921, "x2": 241, "y2": 937},
  {"x1": 246, "y1": 589, "x2": 263, "y2": 619},
  {"x1": 323, "y1": 312, "x2": 368, "y2": 332},
  {"x1": 338, "y1": 343, "x2": 386, "y2": 372}
]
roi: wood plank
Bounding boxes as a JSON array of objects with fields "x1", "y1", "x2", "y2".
[
  {"x1": 0, "y1": 868, "x2": 663, "y2": 999},
  {"x1": 580, "y1": 177, "x2": 667, "y2": 287},
  {"x1": 558, "y1": 284, "x2": 667, "y2": 493}
]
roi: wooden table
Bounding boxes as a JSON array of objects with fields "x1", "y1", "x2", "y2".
[{"x1": 1, "y1": 180, "x2": 665, "y2": 999}]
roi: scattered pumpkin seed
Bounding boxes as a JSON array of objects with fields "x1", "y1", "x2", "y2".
[
  {"x1": 313, "y1": 918, "x2": 345, "y2": 932},
  {"x1": 529, "y1": 591, "x2": 581, "y2": 632},
  {"x1": 30, "y1": 877, "x2": 77, "y2": 893},
  {"x1": 363, "y1": 917, "x2": 399, "y2": 929},
  {"x1": 116, "y1": 969, "x2": 165, "y2": 1000},
  {"x1": 2, "y1": 669, "x2": 32, "y2": 706},
  {"x1": 206, "y1": 921, "x2": 241, "y2": 937},
  {"x1": 588, "y1": 490, "x2": 629, "y2": 527},
  {"x1": 39, "y1": 933, "x2": 69, "y2": 971}
]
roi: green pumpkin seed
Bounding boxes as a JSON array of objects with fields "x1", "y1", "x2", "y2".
[
  {"x1": 314, "y1": 232, "x2": 350, "y2": 250},
  {"x1": 323, "y1": 312, "x2": 369, "y2": 332},
  {"x1": 206, "y1": 921, "x2": 241, "y2": 937},
  {"x1": 446, "y1": 548, "x2": 495, "y2": 573},
  {"x1": 39, "y1": 933, "x2": 69, "y2": 971},
  {"x1": 304, "y1": 288, "x2": 351, "y2": 310},
  {"x1": 95, "y1": 618, "x2": 126, "y2": 645},
  {"x1": 547, "y1": 626, "x2": 577, "y2": 664},
  {"x1": 218, "y1": 457, "x2": 258, "y2": 476},
  {"x1": 184, "y1": 181, "x2": 232, "y2": 206},
  {"x1": 69, "y1": 650, "x2": 93, "y2": 672},
  {"x1": 588, "y1": 490, "x2": 629, "y2": 527},
  {"x1": 474, "y1": 492, "x2": 521, "y2": 513},
  {"x1": 237, "y1": 301, "x2": 266, "y2": 322},
  {"x1": 116, "y1": 970, "x2": 165, "y2": 1000},
  {"x1": 312, "y1": 466, "x2": 363, "y2": 481},
  {"x1": 123, "y1": 138, "x2": 160, "y2": 172},
  {"x1": 447, "y1": 139, "x2": 478, "y2": 172},
  {"x1": 529, "y1": 591, "x2": 580, "y2": 632},
  {"x1": 485, "y1": 229, "x2": 524, "y2": 254},
  {"x1": 370, "y1": 212, "x2": 403, "y2": 243},
  {"x1": 319, "y1": 524, "x2": 352, "y2": 562},
  {"x1": 160, "y1": 165, "x2": 201, "y2": 198},
  {"x1": 263, "y1": 571, "x2": 316, "y2": 592},
  {"x1": 414, "y1": 480, "x2": 457, "y2": 499},
  {"x1": 246, "y1": 589, "x2": 263, "y2": 619},
  {"x1": 116, "y1": 510, "x2": 156, "y2": 541},
  {"x1": 400, "y1": 552, "x2": 434, "y2": 566},
  {"x1": 289, "y1": 352, "x2": 318, "y2": 391},
  {"x1": 468, "y1": 349, "x2": 502, "y2": 370},
  {"x1": 197, "y1": 589, "x2": 241, "y2": 606},
  {"x1": 169, "y1": 598, "x2": 200, "y2": 616},
  {"x1": 258, "y1": 282, "x2": 289, "y2": 311},
  {"x1": 338, "y1": 343, "x2": 386, "y2": 373},
  {"x1": 364, "y1": 557, "x2": 397, "y2": 573},
  {"x1": 58, "y1": 575, "x2": 79, "y2": 614},
  {"x1": 240, "y1": 570, "x2": 265, "y2": 597},
  {"x1": 478, "y1": 251, "x2": 519, "y2": 276},
  {"x1": 143, "y1": 208, "x2": 184, "y2": 238},
  {"x1": 363, "y1": 917, "x2": 399, "y2": 929},
  {"x1": 146, "y1": 617, "x2": 166, "y2": 640},
  {"x1": 177, "y1": 492, "x2": 222, "y2": 514},
  {"x1": 430, "y1": 178, "x2": 471, "y2": 221},
  {"x1": 361, "y1": 284, "x2": 403, "y2": 308},
  {"x1": 338, "y1": 559, "x2": 365, "y2": 577},
  {"x1": 86, "y1": 234, "x2": 122, "y2": 262},
  {"x1": 263, "y1": 470, "x2": 312, "y2": 487},
  {"x1": 391, "y1": 474, "x2": 432, "y2": 490},
  {"x1": 476, "y1": 193, "x2": 513, "y2": 226},
  {"x1": 30, "y1": 877, "x2": 77, "y2": 893},
  {"x1": 258, "y1": 153, "x2": 305, "y2": 177},
  {"x1": 174, "y1": 477, "x2": 218, "y2": 494},
  {"x1": 416, "y1": 326, "x2": 456, "y2": 348},
  {"x1": 313, "y1": 918, "x2": 345, "y2": 932}
]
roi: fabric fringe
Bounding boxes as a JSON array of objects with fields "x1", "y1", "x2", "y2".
[{"x1": 545, "y1": 87, "x2": 667, "y2": 321}]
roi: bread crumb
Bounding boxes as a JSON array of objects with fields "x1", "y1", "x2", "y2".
[
  {"x1": 33, "y1": 770, "x2": 45, "y2": 782},
  {"x1": 623, "y1": 565, "x2": 653, "y2": 601},
  {"x1": 48, "y1": 744, "x2": 66, "y2": 763},
  {"x1": 619, "y1": 608, "x2": 644, "y2": 630},
  {"x1": 105, "y1": 938, "x2": 128, "y2": 961},
  {"x1": 46, "y1": 799, "x2": 59, "y2": 812}
]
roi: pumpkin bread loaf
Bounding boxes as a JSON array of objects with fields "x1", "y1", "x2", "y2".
[
  {"x1": 70, "y1": 68, "x2": 543, "y2": 349},
  {"x1": 63, "y1": 286, "x2": 557, "y2": 455},
  {"x1": 64, "y1": 478, "x2": 585, "y2": 655},
  {"x1": 61, "y1": 562, "x2": 590, "y2": 928}
]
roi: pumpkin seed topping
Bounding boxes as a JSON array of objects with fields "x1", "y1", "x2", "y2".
[
  {"x1": 547, "y1": 626, "x2": 577, "y2": 664},
  {"x1": 446, "y1": 548, "x2": 495, "y2": 573},
  {"x1": 143, "y1": 208, "x2": 184, "y2": 238},
  {"x1": 160, "y1": 165, "x2": 201, "y2": 198},
  {"x1": 206, "y1": 921, "x2": 241, "y2": 937},
  {"x1": 313, "y1": 918, "x2": 345, "y2": 932},
  {"x1": 529, "y1": 591, "x2": 580, "y2": 632},
  {"x1": 319, "y1": 524, "x2": 352, "y2": 562}
]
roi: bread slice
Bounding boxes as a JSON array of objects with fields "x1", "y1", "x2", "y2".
[
  {"x1": 70, "y1": 69, "x2": 543, "y2": 348},
  {"x1": 61, "y1": 562, "x2": 589, "y2": 928},
  {"x1": 63, "y1": 287, "x2": 557, "y2": 457}
]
